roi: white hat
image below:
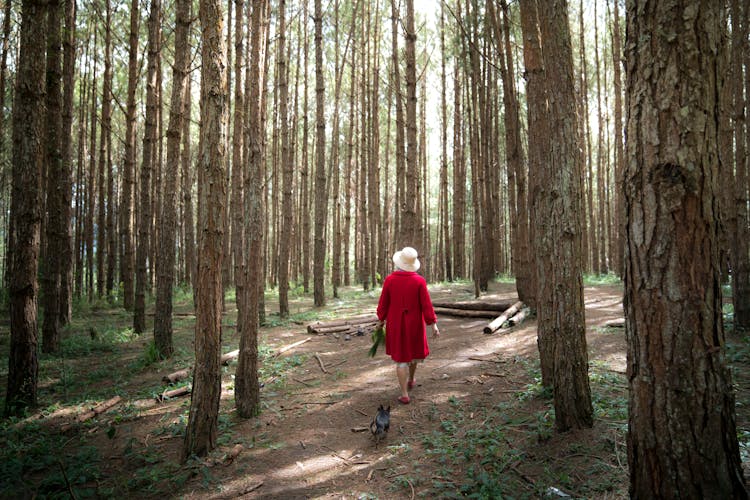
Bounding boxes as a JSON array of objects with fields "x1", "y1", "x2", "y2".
[{"x1": 392, "y1": 247, "x2": 420, "y2": 272}]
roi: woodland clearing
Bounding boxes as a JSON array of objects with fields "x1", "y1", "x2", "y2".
[{"x1": 1, "y1": 280, "x2": 748, "y2": 499}]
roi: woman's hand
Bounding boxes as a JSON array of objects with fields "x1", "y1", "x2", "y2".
[{"x1": 431, "y1": 323, "x2": 440, "y2": 338}]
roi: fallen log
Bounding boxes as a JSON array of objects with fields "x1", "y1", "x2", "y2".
[
  {"x1": 221, "y1": 350, "x2": 239, "y2": 365},
  {"x1": 484, "y1": 301, "x2": 524, "y2": 334},
  {"x1": 602, "y1": 318, "x2": 625, "y2": 328},
  {"x1": 163, "y1": 368, "x2": 191, "y2": 384},
  {"x1": 507, "y1": 307, "x2": 530, "y2": 327},
  {"x1": 432, "y1": 299, "x2": 515, "y2": 311},
  {"x1": 307, "y1": 315, "x2": 378, "y2": 333},
  {"x1": 157, "y1": 385, "x2": 191, "y2": 402},
  {"x1": 274, "y1": 337, "x2": 313, "y2": 357},
  {"x1": 61, "y1": 396, "x2": 123, "y2": 431},
  {"x1": 435, "y1": 307, "x2": 502, "y2": 319}
]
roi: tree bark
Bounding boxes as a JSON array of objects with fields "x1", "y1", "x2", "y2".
[
  {"x1": 277, "y1": 0, "x2": 291, "y2": 318},
  {"x1": 236, "y1": 0, "x2": 269, "y2": 418},
  {"x1": 402, "y1": 0, "x2": 419, "y2": 246},
  {"x1": 183, "y1": 0, "x2": 228, "y2": 460},
  {"x1": 625, "y1": 1, "x2": 748, "y2": 497},
  {"x1": 41, "y1": 0, "x2": 64, "y2": 353},
  {"x1": 135, "y1": 0, "x2": 161, "y2": 333},
  {"x1": 5, "y1": 0, "x2": 46, "y2": 417},
  {"x1": 97, "y1": 0, "x2": 113, "y2": 299},
  {"x1": 534, "y1": 0, "x2": 593, "y2": 430},
  {"x1": 121, "y1": 0, "x2": 139, "y2": 311},
  {"x1": 155, "y1": 0, "x2": 191, "y2": 359},
  {"x1": 312, "y1": 0, "x2": 327, "y2": 306}
]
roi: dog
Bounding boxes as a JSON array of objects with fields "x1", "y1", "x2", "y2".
[{"x1": 369, "y1": 404, "x2": 390, "y2": 446}]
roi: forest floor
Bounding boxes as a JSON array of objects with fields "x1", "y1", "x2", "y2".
[{"x1": 1, "y1": 279, "x2": 749, "y2": 499}]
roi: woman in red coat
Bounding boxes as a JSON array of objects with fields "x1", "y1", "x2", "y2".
[{"x1": 376, "y1": 247, "x2": 440, "y2": 404}]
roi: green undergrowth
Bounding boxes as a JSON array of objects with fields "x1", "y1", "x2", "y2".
[{"x1": 395, "y1": 361, "x2": 628, "y2": 499}]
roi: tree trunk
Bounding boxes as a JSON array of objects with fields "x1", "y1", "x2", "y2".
[
  {"x1": 452, "y1": 9, "x2": 466, "y2": 280},
  {"x1": 230, "y1": 0, "x2": 245, "y2": 326},
  {"x1": 121, "y1": 0, "x2": 139, "y2": 311},
  {"x1": 611, "y1": 0, "x2": 624, "y2": 277},
  {"x1": 5, "y1": 0, "x2": 46, "y2": 417},
  {"x1": 534, "y1": 0, "x2": 593, "y2": 430},
  {"x1": 41, "y1": 0, "x2": 63, "y2": 353},
  {"x1": 182, "y1": 76, "x2": 195, "y2": 290},
  {"x1": 135, "y1": 0, "x2": 161, "y2": 333},
  {"x1": 98, "y1": 0, "x2": 113, "y2": 299},
  {"x1": 277, "y1": 0, "x2": 291, "y2": 318},
  {"x1": 391, "y1": 0, "x2": 405, "y2": 249},
  {"x1": 402, "y1": 0, "x2": 419, "y2": 246},
  {"x1": 183, "y1": 0, "x2": 228, "y2": 460},
  {"x1": 313, "y1": 0, "x2": 327, "y2": 306},
  {"x1": 86, "y1": 36, "x2": 97, "y2": 303},
  {"x1": 236, "y1": 0, "x2": 268, "y2": 419},
  {"x1": 734, "y1": 0, "x2": 750, "y2": 331},
  {"x1": 625, "y1": 1, "x2": 748, "y2": 497},
  {"x1": 155, "y1": 0, "x2": 191, "y2": 359}
]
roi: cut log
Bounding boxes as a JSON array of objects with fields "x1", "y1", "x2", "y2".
[
  {"x1": 507, "y1": 307, "x2": 530, "y2": 327},
  {"x1": 157, "y1": 385, "x2": 191, "y2": 402},
  {"x1": 435, "y1": 307, "x2": 503, "y2": 319},
  {"x1": 432, "y1": 299, "x2": 515, "y2": 311},
  {"x1": 484, "y1": 301, "x2": 524, "y2": 334},
  {"x1": 602, "y1": 318, "x2": 625, "y2": 328},
  {"x1": 274, "y1": 337, "x2": 313, "y2": 357},
  {"x1": 306, "y1": 315, "x2": 378, "y2": 333},
  {"x1": 162, "y1": 368, "x2": 191, "y2": 384},
  {"x1": 221, "y1": 349, "x2": 239, "y2": 365},
  {"x1": 61, "y1": 396, "x2": 123, "y2": 431}
]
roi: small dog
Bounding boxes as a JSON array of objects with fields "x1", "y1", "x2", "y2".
[{"x1": 370, "y1": 404, "x2": 390, "y2": 446}]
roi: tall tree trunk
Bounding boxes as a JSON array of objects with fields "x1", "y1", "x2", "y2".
[
  {"x1": 439, "y1": 2, "x2": 451, "y2": 282},
  {"x1": 182, "y1": 76, "x2": 195, "y2": 290},
  {"x1": 312, "y1": 0, "x2": 327, "y2": 305},
  {"x1": 734, "y1": 0, "x2": 750, "y2": 331},
  {"x1": 277, "y1": 0, "x2": 291, "y2": 318},
  {"x1": 402, "y1": 0, "x2": 419, "y2": 246},
  {"x1": 135, "y1": 0, "x2": 161, "y2": 333},
  {"x1": 86, "y1": 37, "x2": 97, "y2": 303},
  {"x1": 625, "y1": 1, "x2": 747, "y2": 496},
  {"x1": 611, "y1": 0, "x2": 624, "y2": 277},
  {"x1": 155, "y1": 0, "x2": 191, "y2": 359},
  {"x1": 236, "y1": 0, "x2": 268, "y2": 419},
  {"x1": 391, "y1": 0, "x2": 405, "y2": 249},
  {"x1": 121, "y1": 0, "x2": 139, "y2": 311},
  {"x1": 452, "y1": 5, "x2": 466, "y2": 280},
  {"x1": 5, "y1": 0, "x2": 46, "y2": 417},
  {"x1": 41, "y1": 0, "x2": 64, "y2": 353},
  {"x1": 58, "y1": 0, "x2": 75, "y2": 326},
  {"x1": 183, "y1": 0, "x2": 228, "y2": 460},
  {"x1": 230, "y1": 0, "x2": 245, "y2": 322},
  {"x1": 97, "y1": 0, "x2": 112, "y2": 299}
]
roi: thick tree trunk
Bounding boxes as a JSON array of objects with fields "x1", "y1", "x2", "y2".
[
  {"x1": 277, "y1": 0, "x2": 291, "y2": 318},
  {"x1": 625, "y1": 1, "x2": 748, "y2": 497},
  {"x1": 236, "y1": 0, "x2": 269, "y2": 418},
  {"x1": 41, "y1": 0, "x2": 64, "y2": 353},
  {"x1": 120, "y1": 0, "x2": 139, "y2": 311},
  {"x1": 183, "y1": 0, "x2": 228, "y2": 459},
  {"x1": 534, "y1": 0, "x2": 593, "y2": 430},
  {"x1": 98, "y1": 0, "x2": 113, "y2": 299},
  {"x1": 155, "y1": 0, "x2": 191, "y2": 359},
  {"x1": 58, "y1": 0, "x2": 75, "y2": 326},
  {"x1": 313, "y1": 0, "x2": 327, "y2": 306},
  {"x1": 135, "y1": 0, "x2": 161, "y2": 333},
  {"x1": 733, "y1": 0, "x2": 750, "y2": 331},
  {"x1": 6, "y1": 0, "x2": 46, "y2": 416}
]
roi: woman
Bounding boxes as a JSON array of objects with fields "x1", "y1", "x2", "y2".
[{"x1": 376, "y1": 247, "x2": 440, "y2": 404}]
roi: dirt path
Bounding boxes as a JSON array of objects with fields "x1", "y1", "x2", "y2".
[{"x1": 171, "y1": 282, "x2": 628, "y2": 499}]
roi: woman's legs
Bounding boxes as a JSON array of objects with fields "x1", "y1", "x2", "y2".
[{"x1": 396, "y1": 363, "x2": 410, "y2": 400}]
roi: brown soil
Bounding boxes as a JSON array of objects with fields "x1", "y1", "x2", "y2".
[{"x1": 5, "y1": 281, "x2": 748, "y2": 499}]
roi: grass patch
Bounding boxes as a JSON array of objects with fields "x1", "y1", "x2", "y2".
[{"x1": 583, "y1": 273, "x2": 623, "y2": 286}]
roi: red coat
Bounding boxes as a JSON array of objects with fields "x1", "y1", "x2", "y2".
[{"x1": 376, "y1": 271, "x2": 437, "y2": 363}]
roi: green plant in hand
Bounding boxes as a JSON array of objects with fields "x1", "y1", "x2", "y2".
[{"x1": 368, "y1": 325, "x2": 385, "y2": 357}]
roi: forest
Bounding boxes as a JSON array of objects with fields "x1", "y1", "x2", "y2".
[{"x1": 1, "y1": 0, "x2": 749, "y2": 497}]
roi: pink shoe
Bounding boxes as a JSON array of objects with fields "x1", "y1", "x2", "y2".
[
  {"x1": 407, "y1": 380, "x2": 416, "y2": 390},
  {"x1": 398, "y1": 396, "x2": 410, "y2": 404}
]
